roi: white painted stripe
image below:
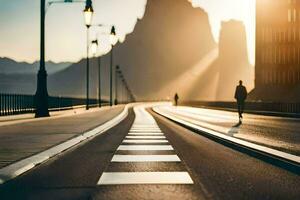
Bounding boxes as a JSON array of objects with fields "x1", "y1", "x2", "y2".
[
  {"x1": 131, "y1": 128, "x2": 159, "y2": 130},
  {"x1": 131, "y1": 124, "x2": 159, "y2": 126},
  {"x1": 130, "y1": 127, "x2": 160, "y2": 129},
  {"x1": 130, "y1": 129, "x2": 161, "y2": 131},
  {"x1": 129, "y1": 130, "x2": 162, "y2": 133},
  {"x1": 132, "y1": 125, "x2": 158, "y2": 126},
  {"x1": 126, "y1": 136, "x2": 166, "y2": 139},
  {"x1": 122, "y1": 139, "x2": 169, "y2": 144},
  {"x1": 111, "y1": 155, "x2": 180, "y2": 162},
  {"x1": 97, "y1": 172, "x2": 193, "y2": 185},
  {"x1": 130, "y1": 130, "x2": 161, "y2": 132},
  {"x1": 117, "y1": 145, "x2": 174, "y2": 151},
  {"x1": 128, "y1": 132, "x2": 164, "y2": 135},
  {"x1": 131, "y1": 126, "x2": 159, "y2": 128}
]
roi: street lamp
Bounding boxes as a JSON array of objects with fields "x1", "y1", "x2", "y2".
[
  {"x1": 110, "y1": 26, "x2": 118, "y2": 46},
  {"x1": 109, "y1": 25, "x2": 118, "y2": 106},
  {"x1": 91, "y1": 39, "x2": 102, "y2": 107},
  {"x1": 35, "y1": 0, "x2": 87, "y2": 118},
  {"x1": 115, "y1": 65, "x2": 120, "y2": 105},
  {"x1": 35, "y1": 0, "x2": 49, "y2": 118},
  {"x1": 91, "y1": 39, "x2": 98, "y2": 55},
  {"x1": 83, "y1": 0, "x2": 94, "y2": 110}
]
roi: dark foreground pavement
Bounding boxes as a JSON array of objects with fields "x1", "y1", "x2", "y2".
[{"x1": 0, "y1": 107, "x2": 299, "y2": 200}]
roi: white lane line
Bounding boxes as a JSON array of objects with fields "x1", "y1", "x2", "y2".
[
  {"x1": 111, "y1": 155, "x2": 181, "y2": 162},
  {"x1": 128, "y1": 132, "x2": 164, "y2": 135},
  {"x1": 130, "y1": 127, "x2": 160, "y2": 129},
  {"x1": 126, "y1": 136, "x2": 166, "y2": 139},
  {"x1": 130, "y1": 130, "x2": 162, "y2": 132},
  {"x1": 118, "y1": 145, "x2": 174, "y2": 151},
  {"x1": 130, "y1": 129, "x2": 161, "y2": 131},
  {"x1": 129, "y1": 130, "x2": 162, "y2": 133},
  {"x1": 122, "y1": 139, "x2": 169, "y2": 144},
  {"x1": 131, "y1": 126, "x2": 159, "y2": 128},
  {"x1": 131, "y1": 124, "x2": 159, "y2": 126},
  {"x1": 97, "y1": 172, "x2": 194, "y2": 185}
]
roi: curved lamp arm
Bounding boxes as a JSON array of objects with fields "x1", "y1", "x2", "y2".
[{"x1": 46, "y1": 0, "x2": 85, "y2": 13}]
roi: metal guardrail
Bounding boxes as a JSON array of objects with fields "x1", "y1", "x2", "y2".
[
  {"x1": 0, "y1": 94, "x2": 34, "y2": 116},
  {"x1": 181, "y1": 101, "x2": 300, "y2": 114},
  {"x1": 0, "y1": 93, "x2": 109, "y2": 116}
]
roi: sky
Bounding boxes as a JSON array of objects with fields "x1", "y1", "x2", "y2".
[{"x1": 0, "y1": 0, "x2": 255, "y2": 65}]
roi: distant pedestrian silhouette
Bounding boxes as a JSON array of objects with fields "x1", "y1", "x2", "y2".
[
  {"x1": 174, "y1": 93, "x2": 179, "y2": 106},
  {"x1": 234, "y1": 80, "x2": 247, "y2": 122}
]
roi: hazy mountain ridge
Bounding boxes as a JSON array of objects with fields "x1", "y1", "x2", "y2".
[{"x1": 0, "y1": 57, "x2": 72, "y2": 75}]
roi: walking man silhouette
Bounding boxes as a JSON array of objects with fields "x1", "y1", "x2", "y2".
[
  {"x1": 174, "y1": 93, "x2": 179, "y2": 106},
  {"x1": 234, "y1": 80, "x2": 247, "y2": 122}
]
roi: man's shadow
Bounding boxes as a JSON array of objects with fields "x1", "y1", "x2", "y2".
[{"x1": 227, "y1": 121, "x2": 242, "y2": 136}]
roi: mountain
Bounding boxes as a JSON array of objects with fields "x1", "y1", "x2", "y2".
[
  {"x1": 112, "y1": 0, "x2": 217, "y2": 100},
  {"x1": 48, "y1": 58, "x2": 111, "y2": 99},
  {"x1": 0, "y1": 57, "x2": 71, "y2": 75}
]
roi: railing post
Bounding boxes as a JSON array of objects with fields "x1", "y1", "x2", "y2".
[
  {"x1": 0, "y1": 94, "x2": 2, "y2": 116},
  {"x1": 13, "y1": 94, "x2": 16, "y2": 115},
  {"x1": 4, "y1": 94, "x2": 6, "y2": 115},
  {"x1": 8, "y1": 94, "x2": 11, "y2": 115}
]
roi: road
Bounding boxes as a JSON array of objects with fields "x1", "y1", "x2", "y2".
[{"x1": 0, "y1": 106, "x2": 299, "y2": 200}]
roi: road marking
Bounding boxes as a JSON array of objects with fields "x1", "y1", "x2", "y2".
[
  {"x1": 128, "y1": 132, "x2": 164, "y2": 135},
  {"x1": 111, "y1": 155, "x2": 181, "y2": 162},
  {"x1": 130, "y1": 129, "x2": 161, "y2": 132},
  {"x1": 129, "y1": 130, "x2": 162, "y2": 132},
  {"x1": 122, "y1": 139, "x2": 168, "y2": 144},
  {"x1": 126, "y1": 136, "x2": 166, "y2": 139},
  {"x1": 131, "y1": 124, "x2": 159, "y2": 128},
  {"x1": 96, "y1": 106, "x2": 193, "y2": 186},
  {"x1": 98, "y1": 172, "x2": 193, "y2": 185},
  {"x1": 117, "y1": 145, "x2": 174, "y2": 151},
  {"x1": 131, "y1": 127, "x2": 159, "y2": 129}
]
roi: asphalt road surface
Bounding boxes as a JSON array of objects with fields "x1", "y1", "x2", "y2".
[{"x1": 0, "y1": 106, "x2": 299, "y2": 200}]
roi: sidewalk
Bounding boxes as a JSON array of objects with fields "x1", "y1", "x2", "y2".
[
  {"x1": 155, "y1": 106, "x2": 300, "y2": 156},
  {"x1": 0, "y1": 106, "x2": 100, "y2": 126},
  {"x1": 0, "y1": 105, "x2": 125, "y2": 169}
]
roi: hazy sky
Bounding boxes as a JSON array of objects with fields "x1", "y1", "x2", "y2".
[{"x1": 0, "y1": 0, "x2": 255, "y2": 64}]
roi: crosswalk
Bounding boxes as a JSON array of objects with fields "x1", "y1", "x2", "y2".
[{"x1": 97, "y1": 106, "x2": 193, "y2": 185}]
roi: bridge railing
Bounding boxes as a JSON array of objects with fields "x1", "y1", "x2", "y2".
[
  {"x1": 0, "y1": 93, "x2": 108, "y2": 116},
  {"x1": 0, "y1": 94, "x2": 34, "y2": 116}
]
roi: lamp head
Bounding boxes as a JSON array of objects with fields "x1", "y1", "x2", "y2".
[
  {"x1": 83, "y1": 0, "x2": 94, "y2": 28},
  {"x1": 91, "y1": 39, "x2": 98, "y2": 55},
  {"x1": 110, "y1": 26, "x2": 118, "y2": 46}
]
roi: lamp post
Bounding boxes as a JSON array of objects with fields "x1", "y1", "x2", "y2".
[
  {"x1": 91, "y1": 39, "x2": 102, "y2": 107},
  {"x1": 115, "y1": 65, "x2": 120, "y2": 105},
  {"x1": 83, "y1": 0, "x2": 94, "y2": 110},
  {"x1": 120, "y1": 75, "x2": 124, "y2": 104},
  {"x1": 35, "y1": 0, "x2": 49, "y2": 118},
  {"x1": 35, "y1": 0, "x2": 87, "y2": 118},
  {"x1": 109, "y1": 26, "x2": 118, "y2": 106}
]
